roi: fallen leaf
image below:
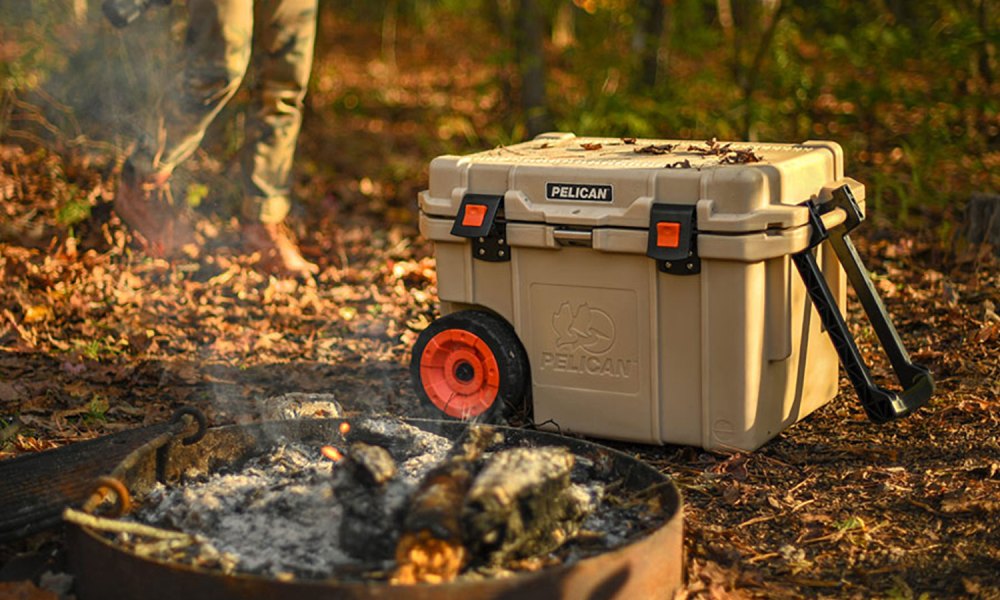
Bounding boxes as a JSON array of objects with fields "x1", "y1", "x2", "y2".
[
  {"x1": 23, "y1": 304, "x2": 52, "y2": 324},
  {"x1": 972, "y1": 322, "x2": 999, "y2": 343},
  {"x1": 940, "y1": 495, "x2": 1000, "y2": 513},
  {"x1": 0, "y1": 380, "x2": 20, "y2": 402},
  {"x1": 635, "y1": 143, "x2": 676, "y2": 155}
]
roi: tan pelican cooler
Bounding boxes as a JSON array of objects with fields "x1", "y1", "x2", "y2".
[{"x1": 410, "y1": 133, "x2": 932, "y2": 451}]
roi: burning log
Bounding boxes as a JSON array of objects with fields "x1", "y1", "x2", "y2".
[
  {"x1": 392, "y1": 426, "x2": 500, "y2": 584},
  {"x1": 392, "y1": 427, "x2": 599, "y2": 583},
  {"x1": 463, "y1": 447, "x2": 597, "y2": 566},
  {"x1": 334, "y1": 441, "x2": 402, "y2": 562}
]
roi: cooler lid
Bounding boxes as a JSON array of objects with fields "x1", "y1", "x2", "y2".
[{"x1": 421, "y1": 133, "x2": 864, "y2": 233}]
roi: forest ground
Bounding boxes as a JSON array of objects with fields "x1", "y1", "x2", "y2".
[{"x1": 1, "y1": 10, "x2": 998, "y2": 599}]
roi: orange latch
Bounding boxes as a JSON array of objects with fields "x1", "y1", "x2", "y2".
[
  {"x1": 656, "y1": 222, "x2": 681, "y2": 248},
  {"x1": 462, "y1": 204, "x2": 487, "y2": 228}
]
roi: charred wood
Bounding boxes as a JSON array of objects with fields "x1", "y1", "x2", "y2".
[
  {"x1": 334, "y1": 442, "x2": 402, "y2": 561},
  {"x1": 392, "y1": 426, "x2": 501, "y2": 584},
  {"x1": 345, "y1": 417, "x2": 451, "y2": 461},
  {"x1": 463, "y1": 447, "x2": 597, "y2": 566},
  {"x1": 392, "y1": 426, "x2": 599, "y2": 581}
]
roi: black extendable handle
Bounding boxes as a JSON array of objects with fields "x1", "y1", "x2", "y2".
[{"x1": 791, "y1": 185, "x2": 934, "y2": 423}]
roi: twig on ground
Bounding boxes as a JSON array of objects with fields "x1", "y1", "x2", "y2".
[{"x1": 62, "y1": 507, "x2": 191, "y2": 541}]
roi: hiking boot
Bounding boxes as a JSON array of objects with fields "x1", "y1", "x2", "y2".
[
  {"x1": 113, "y1": 162, "x2": 195, "y2": 258},
  {"x1": 241, "y1": 221, "x2": 319, "y2": 276}
]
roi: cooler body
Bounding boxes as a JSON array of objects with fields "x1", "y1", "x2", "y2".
[{"x1": 418, "y1": 133, "x2": 864, "y2": 451}]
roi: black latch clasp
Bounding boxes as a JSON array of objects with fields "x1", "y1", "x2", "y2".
[
  {"x1": 450, "y1": 193, "x2": 510, "y2": 262},
  {"x1": 647, "y1": 203, "x2": 700, "y2": 275}
]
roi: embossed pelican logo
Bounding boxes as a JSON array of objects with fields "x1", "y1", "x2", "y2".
[{"x1": 552, "y1": 302, "x2": 615, "y2": 355}]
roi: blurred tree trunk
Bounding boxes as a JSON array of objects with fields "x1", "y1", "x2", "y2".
[
  {"x1": 484, "y1": 0, "x2": 516, "y2": 122},
  {"x1": 381, "y1": 0, "x2": 398, "y2": 73},
  {"x1": 885, "y1": 0, "x2": 918, "y2": 29},
  {"x1": 73, "y1": 0, "x2": 88, "y2": 23},
  {"x1": 963, "y1": 193, "x2": 1000, "y2": 255},
  {"x1": 515, "y1": 0, "x2": 552, "y2": 138},
  {"x1": 552, "y1": 2, "x2": 575, "y2": 49},
  {"x1": 717, "y1": 0, "x2": 784, "y2": 140},
  {"x1": 977, "y1": 0, "x2": 995, "y2": 85},
  {"x1": 485, "y1": 0, "x2": 514, "y2": 41},
  {"x1": 633, "y1": 0, "x2": 669, "y2": 91}
]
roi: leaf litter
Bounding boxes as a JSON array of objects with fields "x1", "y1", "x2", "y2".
[{"x1": 1, "y1": 12, "x2": 998, "y2": 599}]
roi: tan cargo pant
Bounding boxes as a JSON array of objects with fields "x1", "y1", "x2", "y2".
[{"x1": 131, "y1": 0, "x2": 317, "y2": 224}]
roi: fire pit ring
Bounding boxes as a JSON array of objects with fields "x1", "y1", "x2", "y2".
[{"x1": 68, "y1": 418, "x2": 683, "y2": 600}]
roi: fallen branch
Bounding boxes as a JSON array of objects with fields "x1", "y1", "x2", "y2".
[
  {"x1": 737, "y1": 513, "x2": 776, "y2": 529},
  {"x1": 63, "y1": 507, "x2": 191, "y2": 541}
]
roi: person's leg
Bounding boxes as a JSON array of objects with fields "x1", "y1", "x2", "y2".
[
  {"x1": 132, "y1": 0, "x2": 254, "y2": 178},
  {"x1": 239, "y1": 0, "x2": 319, "y2": 275},
  {"x1": 116, "y1": 0, "x2": 253, "y2": 256}
]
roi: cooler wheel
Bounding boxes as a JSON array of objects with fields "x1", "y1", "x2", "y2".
[{"x1": 410, "y1": 310, "x2": 529, "y2": 422}]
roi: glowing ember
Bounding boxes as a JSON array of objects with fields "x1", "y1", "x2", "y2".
[
  {"x1": 339, "y1": 422, "x2": 351, "y2": 436},
  {"x1": 321, "y1": 445, "x2": 343, "y2": 462},
  {"x1": 391, "y1": 531, "x2": 467, "y2": 585}
]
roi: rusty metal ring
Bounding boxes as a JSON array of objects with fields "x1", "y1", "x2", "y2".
[
  {"x1": 88, "y1": 476, "x2": 133, "y2": 517},
  {"x1": 170, "y1": 406, "x2": 208, "y2": 445}
]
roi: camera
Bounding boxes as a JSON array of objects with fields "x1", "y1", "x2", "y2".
[{"x1": 102, "y1": 0, "x2": 171, "y2": 28}]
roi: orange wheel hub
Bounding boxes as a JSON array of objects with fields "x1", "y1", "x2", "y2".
[{"x1": 418, "y1": 329, "x2": 501, "y2": 418}]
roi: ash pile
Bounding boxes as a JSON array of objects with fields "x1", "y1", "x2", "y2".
[{"x1": 121, "y1": 418, "x2": 662, "y2": 583}]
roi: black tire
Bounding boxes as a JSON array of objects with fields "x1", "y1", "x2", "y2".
[{"x1": 410, "y1": 310, "x2": 530, "y2": 423}]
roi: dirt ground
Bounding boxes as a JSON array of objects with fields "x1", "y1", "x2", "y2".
[{"x1": 2, "y1": 11, "x2": 999, "y2": 600}]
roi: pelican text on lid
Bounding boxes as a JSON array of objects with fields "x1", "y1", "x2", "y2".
[{"x1": 546, "y1": 182, "x2": 614, "y2": 202}]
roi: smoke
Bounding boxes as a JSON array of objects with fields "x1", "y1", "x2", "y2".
[
  {"x1": 0, "y1": 1, "x2": 246, "y2": 213},
  {"x1": 0, "y1": 1, "x2": 165, "y2": 151},
  {"x1": 0, "y1": 2, "x2": 433, "y2": 434}
]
